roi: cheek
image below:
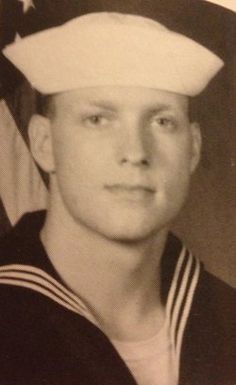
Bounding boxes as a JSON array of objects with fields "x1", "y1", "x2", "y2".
[
  {"x1": 157, "y1": 135, "x2": 193, "y2": 195},
  {"x1": 158, "y1": 133, "x2": 192, "y2": 168},
  {"x1": 52, "y1": 132, "x2": 110, "y2": 189}
]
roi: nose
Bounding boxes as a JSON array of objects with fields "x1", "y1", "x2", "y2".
[{"x1": 116, "y1": 121, "x2": 151, "y2": 167}]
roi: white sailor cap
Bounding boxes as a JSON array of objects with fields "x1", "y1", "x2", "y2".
[{"x1": 3, "y1": 12, "x2": 224, "y2": 96}]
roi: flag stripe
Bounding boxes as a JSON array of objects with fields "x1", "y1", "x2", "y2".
[
  {"x1": 4, "y1": 81, "x2": 36, "y2": 146},
  {"x1": 0, "y1": 197, "x2": 12, "y2": 235},
  {"x1": 0, "y1": 97, "x2": 47, "y2": 227}
]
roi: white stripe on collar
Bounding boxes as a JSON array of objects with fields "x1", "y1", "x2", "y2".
[
  {"x1": 166, "y1": 246, "x2": 201, "y2": 381},
  {"x1": 0, "y1": 264, "x2": 97, "y2": 325}
]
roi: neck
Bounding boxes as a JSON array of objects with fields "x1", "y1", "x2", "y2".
[{"x1": 41, "y1": 192, "x2": 168, "y2": 340}]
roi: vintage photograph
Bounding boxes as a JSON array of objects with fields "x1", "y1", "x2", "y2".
[{"x1": 0, "y1": 1, "x2": 235, "y2": 384}]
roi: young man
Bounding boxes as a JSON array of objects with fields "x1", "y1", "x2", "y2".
[{"x1": 0, "y1": 6, "x2": 235, "y2": 385}]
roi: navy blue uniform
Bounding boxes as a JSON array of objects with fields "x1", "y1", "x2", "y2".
[{"x1": 0, "y1": 211, "x2": 235, "y2": 385}]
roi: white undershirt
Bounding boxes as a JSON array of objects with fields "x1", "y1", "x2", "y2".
[{"x1": 111, "y1": 320, "x2": 178, "y2": 385}]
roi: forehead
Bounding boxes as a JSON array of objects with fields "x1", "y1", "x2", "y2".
[{"x1": 52, "y1": 86, "x2": 189, "y2": 115}]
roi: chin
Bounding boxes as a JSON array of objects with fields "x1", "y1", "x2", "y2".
[
  {"x1": 69, "y1": 199, "x2": 183, "y2": 243},
  {"x1": 105, "y1": 231, "x2": 157, "y2": 244},
  {"x1": 93, "y1": 218, "x2": 169, "y2": 244}
]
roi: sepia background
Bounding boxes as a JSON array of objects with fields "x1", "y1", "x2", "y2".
[{"x1": 0, "y1": 0, "x2": 235, "y2": 287}]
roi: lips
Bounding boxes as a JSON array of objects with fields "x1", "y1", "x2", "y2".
[{"x1": 105, "y1": 184, "x2": 156, "y2": 201}]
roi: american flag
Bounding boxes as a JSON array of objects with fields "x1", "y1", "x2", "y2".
[{"x1": 0, "y1": 0, "x2": 48, "y2": 236}]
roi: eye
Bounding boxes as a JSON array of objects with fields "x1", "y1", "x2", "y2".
[
  {"x1": 85, "y1": 114, "x2": 109, "y2": 126},
  {"x1": 150, "y1": 115, "x2": 177, "y2": 131}
]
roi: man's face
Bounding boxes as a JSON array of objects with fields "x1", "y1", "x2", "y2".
[{"x1": 33, "y1": 86, "x2": 201, "y2": 242}]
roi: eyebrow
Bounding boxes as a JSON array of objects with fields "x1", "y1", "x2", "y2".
[
  {"x1": 82, "y1": 100, "x2": 177, "y2": 113},
  {"x1": 148, "y1": 106, "x2": 177, "y2": 114},
  {"x1": 81, "y1": 100, "x2": 118, "y2": 111}
]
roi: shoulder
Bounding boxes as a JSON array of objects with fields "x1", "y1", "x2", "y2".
[
  {"x1": 195, "y1": 269, "x2": 235, "y2": 330},
  {"x1": 0, "y1": 210, "x2": 55, "y2": 332},
  {"x1": 0, "y1": 210, "x2": 60, "y2": 341},
  {"x1": 180, "y1": 268, "x2": 236, "y2": 385},
  {"x1": 194, "y1": 269, "x2": 235, "y2": 358}
]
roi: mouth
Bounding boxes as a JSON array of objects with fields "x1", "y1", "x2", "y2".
[{"x1": 105, "y1": 184, "x2": 156, "y2": 202}]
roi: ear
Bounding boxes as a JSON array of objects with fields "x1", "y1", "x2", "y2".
[
  {"x1": 189, "y1": 122, "x2": 202, "y2": 174},
  {"x1": 28, "y1": 114, "x2": 55, "y2": 173}
]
